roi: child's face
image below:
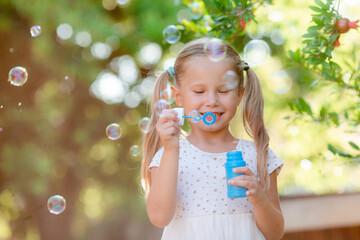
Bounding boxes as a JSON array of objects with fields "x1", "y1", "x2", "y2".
[{"x1": 173, "y1": 56, "x2": 243, "y2": 132}]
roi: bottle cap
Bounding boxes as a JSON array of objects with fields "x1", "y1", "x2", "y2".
[{"x1": 226, "y1": 151, "x2": 243, "y2": 159}]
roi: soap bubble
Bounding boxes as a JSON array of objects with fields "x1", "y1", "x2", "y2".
[
  {"x1": 189, "y1": 1, "x2": 204, "y2": 20},
  {"x1": 47, "y1": 195, "x2": 66, "y2": 215},
  {"x1": 138, "y1": 117, "x2": 151, "y2": 133},
  {"x1": 188, "y1": 110, "x2": 201, "y2": 123},
  {"x1": 8, "y1": 66, "x2": 28, "y2": 86},
  {"x1": 30, "y1": 25, "x2": 42, "y2": 37},
  {"x1": 243, "y1": 39, "x2": 270, "y2": 67},
  {"x1": 222, "y1": 70, "x2": 239, "y2": 89},
  {"x1": 270, "y1": 70, "x2": 292, "y2": 94},
  {"x1": 106, "y1": 123, "x2": 122, "y2": 140},
  {"x1": 0, "y1": 127, "x2": 3, "y2": 132},
  {"x1": 130, "y1": 145, "x2": 140, "y2": 157},
  {"x1": 204, "y1": 38, "x2": 227, "y2": 62},
  {"x1": 160, "y1": 87, "x2": 174, "y2": 104},
  {"x1": 163, "y1": 25, "x2": 181, "y2": 44},
  {"x1": 155, "y1": 99, "x2": 171, "y2": 116}
]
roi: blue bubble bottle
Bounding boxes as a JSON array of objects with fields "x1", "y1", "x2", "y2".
[{"x1": 225, "y1": 151, "x2": 248, "y2": 198}]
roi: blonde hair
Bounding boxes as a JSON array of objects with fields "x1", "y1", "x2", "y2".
[{"x1": 141, "y1": 38, "x2": 270, "y2": 195}]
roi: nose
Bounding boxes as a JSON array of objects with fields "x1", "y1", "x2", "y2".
[{"x1": 206, "y1": 92, "x2": 219, "y2": 107}]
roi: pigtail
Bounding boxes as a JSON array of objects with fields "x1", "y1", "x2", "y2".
[
  {"x1": 241, "y1": 68, "x2": 270, "y2": 191},
  {"x1": 141, "y1": 71, "x2": 172, "y2": 196}
]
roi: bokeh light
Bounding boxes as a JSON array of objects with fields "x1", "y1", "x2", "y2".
[
  {"x1": 56, "y1": 23, "x2": 73, "y2": 41},
  {"x1": 75, "y1": 31, "x2": 92, "y2": 48},
  {"x1": 300, "y1": 159, "x2": 313, "y2": 171},
  {"x1": 47, "y1": 195, "x2": 66, "y2": 215},
  {"x1": 8, "y1": 66, "x2": 28, "y2": 86}
]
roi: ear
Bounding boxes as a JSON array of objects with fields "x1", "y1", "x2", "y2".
[{"x1": 171, "y1": 85, "x2": 183, "y2": 107}]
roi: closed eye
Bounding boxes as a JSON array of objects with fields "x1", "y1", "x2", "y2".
[
  {"x1": 218, "y1": 89, "x2": 231, "y2": 93},
  {"x1": 193, "y1": 90, "x2": 204, "y2": 94}
]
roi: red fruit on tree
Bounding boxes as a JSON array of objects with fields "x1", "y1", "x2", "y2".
[
  {"x1": 238, "y1": 18, "x2": 246, "y2": 31},
  {"x1": 335, "y1": 18, "x2": 359, "y2": 34}
]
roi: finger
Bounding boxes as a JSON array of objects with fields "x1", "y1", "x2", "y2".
[
  {"x1": 228, "y1": 179, "x2": 256, "y2": 189},
  {"x1": 232, "y1": 166, "x2": 255, "y2": 176},
  {"x1": 156, "y1": 120, "x2": 179, "y2": 132},
  {"x1": 158, "y1": 110, "x2": 179, "y2": 124},
  {"x1": 229, "y1": 174, "x2": 257, "y2": 183},
  {"x1": 246, "y1": 189, "x2": 256, "y2": 196}
]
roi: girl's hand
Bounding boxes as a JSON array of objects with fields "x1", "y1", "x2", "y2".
[
  {"x1": 156, "y1": 109, "x2": 180, "y2": 150},
  {"x1": 227, "y1": 167, "x2": 267, "y2": 205}
]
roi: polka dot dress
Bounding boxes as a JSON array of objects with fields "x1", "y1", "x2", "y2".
[{"x1": 149, "y1": 138, "x2": 283, "y2": 240}]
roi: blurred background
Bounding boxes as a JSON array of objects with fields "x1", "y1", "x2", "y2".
[{"x1": 0, "y1": 0, "x2": 359, "y2": 239}]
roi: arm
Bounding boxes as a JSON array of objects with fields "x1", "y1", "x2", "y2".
[
  {"x1": 147, "y1": 148, "x2": 179, "y2": 227},
  {"x1": 251, "y1": 171, "x2": 284, "y2": 240},
  {"x1": 228, "y1": 168, "x2": 284, "y2": 240},
  {"x1": 146, "y1": 109, "x2": 180, "y2": 228}
]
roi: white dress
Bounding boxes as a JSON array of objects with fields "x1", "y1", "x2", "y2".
[{"x1": 149, "y1": 138, "x2": 283, "y2": 240}]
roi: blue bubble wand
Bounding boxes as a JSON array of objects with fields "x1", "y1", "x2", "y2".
[{"x1": 173, "y1": 108, "x2": 216, "y2": 126}]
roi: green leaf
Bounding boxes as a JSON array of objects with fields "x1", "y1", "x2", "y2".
[
  {"x1": 322, "y1": 61, "x2": 330, "y2": 70},
  {"x1": 349, "y1": 141, "x2": 360, "y2": 150},
  {"x1": 328, "y1": 112, "x2": 339, "y2": 126},
  {"x1": 314, "y1": 0, "x2": 326, "y2": 8},
  {"x1": 312, "y1": 18, "x2": 324, "y2": 26},
  {"x1": 325, "y1": 47, "x2": 332, "y2": 57},
  {"x1": 320, "y1": 106, "x2": 327, "y2": 119},
  {"x1": 328, "y1": 144, "x2": 337, "y2": 154},
  {"x1": 302, "y1": 33, "x2": 315, "y2": 38},
  {"x1": 309, "y1": 6, "x2": 323, "y2": 12}
]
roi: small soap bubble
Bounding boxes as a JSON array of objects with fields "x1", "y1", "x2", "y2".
[
  {"x1": 189, "y1": 2, "x2": 204, "y2": 20},
  {"x1": 138, "y1": 117, "x2": 151, "y2": 133},
  {"x1": 270, "y1": 71, "x2": 292, "y2": 95},
  {"x1": 204, "y1": 38, "x2": 227, "y2": 62},
  {"x1": 188, "y1": 110, "x2": 201, "y2": 123},
  {"x1": 222, "y1": 70, "x2": 239, "y2": 89},
  {"x1": 30, "y1": 25, "x2": 42, "y2": 37},
  {"x1": 155, "y1": 99, "x2": 171, "y2": 116},
  {"x1": 163, "y1": 25, "x2": 181, "y2": 44},
  {"x1": 130, "y1": 145, "x2": 140, "y2": 157},
  {"x1": 160, "y1": 88, "x2": 174, "y2": 104},
  {"x1": 106, "y1": 123, "x2": 122, "y2": 140},
  {"x1": 8, "y1": 66, "x2": 28, "y2": 87},
  {"x1": 0, "y1": 128, "x2": 3, "y2": 132},
  {"x1": 47, "y1": 195, "x2": 66, "y2": 215}
]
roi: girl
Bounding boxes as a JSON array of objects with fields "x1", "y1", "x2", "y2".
[{"x1": 141, "y1": 38, "x2": 284, "y2": 240}]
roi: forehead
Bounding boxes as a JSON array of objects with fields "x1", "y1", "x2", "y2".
[{"x1": 180, "y1": 57, "x2": 236, "y2": 86}]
